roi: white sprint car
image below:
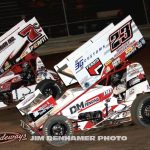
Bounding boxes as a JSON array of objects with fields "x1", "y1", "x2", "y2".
[{"x1": 17, "y1": 15, "x2": 150, "y2": 146}]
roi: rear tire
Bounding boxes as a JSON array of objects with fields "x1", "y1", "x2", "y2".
[
  {"x1": 35, "y1": 79, "x2": 62, "y2": 99},
  {"x1": 131, "y1": 93, "x2": 150, "y2": 127},
  {"x1": 43, "y1": 115, "x2": 73, "y2": 146}
]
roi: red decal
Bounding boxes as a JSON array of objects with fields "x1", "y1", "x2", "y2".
[
  {"x1": 86, "y1": 58, "x2": 103, "y2": 76},
  {"x1": 32, "y1": 96, "x2": 56, "y2": 112},
  {"x1": 137, "y1": 73, "x2": 145, "y2": 80},
  {"x1": 84, "y1": 121, "x2": 94, "y2": 129},
  {"x1": 109, "y1": 20, "x2": 133, "y2": 52},
  {"x1": 19, "y1": 24, "x2": 42, "y2": 42}
]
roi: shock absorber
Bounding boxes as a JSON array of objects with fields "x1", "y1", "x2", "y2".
[{"x1": 105, "y1": 102, "x2": 108, "y2": 116}]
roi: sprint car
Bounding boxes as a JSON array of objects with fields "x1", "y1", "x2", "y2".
[
  {"x1": 17, "y1": 15, "x2": 150, "y2": 146},
  {"x1": 0, "y1": 18, "x2": 63, "y2": 108},
  {"x1": 17, "y1": 61, "x2": 150, "y2": 146}
]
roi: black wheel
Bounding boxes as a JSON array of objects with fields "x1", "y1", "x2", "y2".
[
  {"x1": 131, "y1": 93, "x2": 150, "y2": 127},
  {"x1": 0, "y1": 93, "x2": 12, "y2": 105},
  {"x1": 43, "y1": 115, "x2": 73, "y2": 146},
  {"x1": 35, "y1": 79, "x2": 62, "y2": 99}
]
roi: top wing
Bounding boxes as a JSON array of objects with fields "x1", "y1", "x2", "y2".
[
  {"x1": 0, "y1": 17, "x2": 48, "y2": 76},
  {"x1": 0, "y1": 20, "x2": 26, "y2": 43},
  {"x1": 54, "y1": 22, "x2": 115, "y2": 86},
  {"x1": 54, "y1": 15, "x2": 145, "y2": 89}
]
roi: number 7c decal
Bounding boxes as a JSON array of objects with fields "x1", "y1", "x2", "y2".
[{"x1": 18, "y1": 23, "x2": 42, "y2": 42}]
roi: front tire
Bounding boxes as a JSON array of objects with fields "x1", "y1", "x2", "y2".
[
  {"x1": 43, "y1": 115, "x2": 73, "y2": 146},
  {"x1": 35, "y1": 79, "x2": 62, "y2": 99},
  {"x1": 131, "y1": 93, "x2": 150, "y2": 127}
]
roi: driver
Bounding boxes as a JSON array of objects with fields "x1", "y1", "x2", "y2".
[{"x1": 111, "y1": 72, "x2": 126, "y2": 103}]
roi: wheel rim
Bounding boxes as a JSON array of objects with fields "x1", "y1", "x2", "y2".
[
  {"x1": 140, "y1": 101, "x2": 150, "y2": 123},
  {"x1": 43, "y1": 88, "x2": 52, "y2": 97},
  {"x1": 50, "y1": 123, "x2": 67, "y2": 136}
]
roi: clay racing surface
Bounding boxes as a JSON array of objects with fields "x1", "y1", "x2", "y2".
[{"x1": 0, "y1": 41, "x2": 150, "y2": 150}]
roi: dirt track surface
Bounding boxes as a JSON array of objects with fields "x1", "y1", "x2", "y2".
[{"x1": 0, "y1": 41, "x2": 150, "y2": 150}]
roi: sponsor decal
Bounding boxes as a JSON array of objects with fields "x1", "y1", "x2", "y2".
[
  {"x1": 70, "y1": 89, "x2": 112, "y2": 114},
  {"x1": 112, "y1": 57, "x2": 121, "y2": 68},
  {"x1": 125, "y1": 41, "x2": 139, "y2": 58},
  {"x1": 74, "y1": 46, "x2": 104, "y2": 74},
  {"x1": 19, "y1": 23, "x2": 42, "y2": 42},
  {"x1": 103, "y1": 66, "x2": 111, "y2": 74},
  {"x1": 86, "y1": 58, "x2": 103, "y2": 76},
  {"x1": 21, "y1": 93, "x2": 35, "y2": 106},
  {"x1": 128, "y1": 65, "x2": 144, "y2": 77},
  {"x1": 19, "y1": 23, "x2": 48, "y2": 51},
  {"x1": 104, "y1": 89, "x2": 113, "y2": 95},
  {"x1": 0, "y1": 132, "x2": 27, "y2": 144},
  {"x1": 70, "y1": 97, "x2": 100, "y2": 114},
  {"x1": 127, "y1": 73, "x2": 146, "y2": 88},
  {"x1": 29, "y1": 35, "x2": 48, "y2": 51},
  {"x1": 129, "y1": 78, "x2": 140, "y2": 86},
  {"x1": 30, "y1": 104, "x2": 53, "y2": 120},
  {"x1": 83, "y1": 47, "x2": 103, "y2": 63},
  {"x1": 105, "y1": 58, "x2": 113, "y2": 66},
  {"x1": 114, "y1": 41, "x2": 130, "y2": 58},
  {"x1": 109, "y1": 20, "x2": 133, "y2": 52},
  {"x1": 75, "y1": 56, "x2": 84, "y2": 73},
  {"x1": 125, "y1": 46, "x2": 133, "y2": 54},
  {"x1": 29, "y1": 97, "x2": 55, "y2": 121},
  {"x1": 0, "y1": 37, "x2": 15, "y2": 53}
]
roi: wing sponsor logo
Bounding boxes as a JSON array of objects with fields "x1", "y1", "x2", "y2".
[
  {"x1": 83, "y1": 47, "x2": 103, "y2": 63},
  {"x1": 29, "y1": 35, "x2": 48, "y2": 51},
  {"x1": 74, "y1": 46, "x2": 104, "y2": 74},
  {"x1": 19, "y1": 23, "x2": 48, "y2": 51},
  {"x1": 109, "y1": 20, "x2": 133, "y2": 52},
  {"x1": 0, "y1": 37, "x2": 15, "y2": 53},
  {"x1": 75, "y1": 57, "x2": 84, "y2": 73},
  {"x1": 112, "y1": 57, "x2": 121, "y2": 68},
  {"x1": 86, "y1": 58, "x2": 103, "y2": 76},
  {"x1": 114, "y1": 41, "x2": 130, "y2": 58},
  {"x1": 18, "y1": 23, "x2": 42, "y2": 42}
]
